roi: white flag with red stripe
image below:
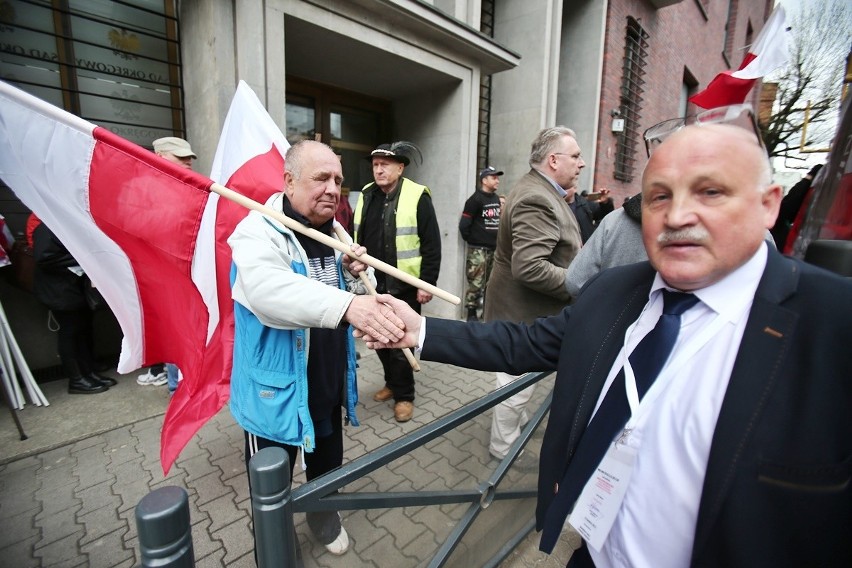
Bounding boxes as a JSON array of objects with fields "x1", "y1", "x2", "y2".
[
  {"x1": 0, "y1": 80, "x2": 213, "y2": 413},
  {"x1": 730, "y1": 5, "x2": 789, "y2": 81},
  {"x1": 0, "y1": 80, "x2": 292, "y2": 473},
  {"x1": 159, "y1": 81, "x2": 287, "y2": 471},
  {"x1": 690, "y1": 5, "x2": 789, "y2": 109}
]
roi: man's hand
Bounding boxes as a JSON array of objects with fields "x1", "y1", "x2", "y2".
[
  {"x1": 585, "y1": 188, "x2": 612, "y2": 202},
  {"x1": 342, "y1": 243, "x2": 368, "y2": 276},
  {"x1": 587, "y1": 187, "x2": 611, "y2": 202},
  {"x1": 353, "y1": 294, "x2": 421, "y2": 349},
  {"x1": 416, "y1": 289, "x2": 433, "y2": 304},
  {"x1": 344, "y1": 295, "x2": 405, "y2": 344}
]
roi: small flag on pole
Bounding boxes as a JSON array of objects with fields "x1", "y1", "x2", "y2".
[{"x1": 690, "y1": 6, "x2": 789, "y2": 109}]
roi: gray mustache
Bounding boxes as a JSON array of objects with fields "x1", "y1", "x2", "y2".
[{"x1": 657, "y1": 227, "x2": 709, "y2": 244}]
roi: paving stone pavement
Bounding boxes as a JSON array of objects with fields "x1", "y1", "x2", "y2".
[{"x1": 0, "y1": 349, "x2": 581, "y2": 567}]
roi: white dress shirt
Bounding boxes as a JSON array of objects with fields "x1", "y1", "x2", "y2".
[{"x1": 588, "y1": 243, "x2": 768, "y2": 568}]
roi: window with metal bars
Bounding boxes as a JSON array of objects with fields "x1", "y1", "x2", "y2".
[
  {"x1": 614, "y1": 17, "x2": 649, "y2": 182},
  {"x1": 477, "y1": 0, "x2": 496, "y2": 173}
]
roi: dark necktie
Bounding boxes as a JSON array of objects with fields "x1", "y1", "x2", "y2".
[{"x1": 540, "y1": 290, "x2": 699, "y2": 553}]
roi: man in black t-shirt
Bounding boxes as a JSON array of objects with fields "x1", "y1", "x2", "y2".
[{"x1": 459, "y1": 166, "x2": 503, "y2": 321}]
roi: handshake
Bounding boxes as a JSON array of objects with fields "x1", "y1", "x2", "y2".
[{"x1": 344, "y1": 294, "x2": 422, "y2": 350}]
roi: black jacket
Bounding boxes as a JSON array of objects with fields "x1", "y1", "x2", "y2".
[
  {"x1": 769, "y1": 166, "x2": 822, "y2": 249},
  {"x1": 32, "y1": 223, "x2": 87, "y2": 311},
  {"x1": 357, "y1": 180, "x2": 442, "y2": 294},
  {"x1": 570, "y1": 193, "x2": 614, "y2": 243}
]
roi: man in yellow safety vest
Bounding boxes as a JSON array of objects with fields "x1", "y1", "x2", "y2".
[{"x1": 353, "y1": 141, "x2": 441, "y2": 423}]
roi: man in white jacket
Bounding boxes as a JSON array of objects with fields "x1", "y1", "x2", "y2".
[{"x1": 228, "y1": 140, "x2": 403, "y2": 558}]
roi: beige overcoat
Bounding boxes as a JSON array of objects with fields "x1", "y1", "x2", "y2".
[{"x1": 483, "y1": 169, "x2": 581, "y2": 324}]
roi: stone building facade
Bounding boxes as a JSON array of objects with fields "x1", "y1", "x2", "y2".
[{"x1": 0, "y1": 0, "x2": 771, "y2": 368}]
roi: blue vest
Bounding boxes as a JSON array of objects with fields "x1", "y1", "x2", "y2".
[{"x1": 229, "y1": 236, "x2": 359, "y2": 451}]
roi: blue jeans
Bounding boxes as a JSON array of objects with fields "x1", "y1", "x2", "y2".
[{"x1": 166, "y1": 363, "x2": 179, "y2": 395}]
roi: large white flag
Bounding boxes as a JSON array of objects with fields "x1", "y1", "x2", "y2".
[
  {"x1": 159, "y1": 81, "x2": 288, "y2": 471},
  {"x1": 0, "y1": 80, "x2": 214, "y2": 425}
]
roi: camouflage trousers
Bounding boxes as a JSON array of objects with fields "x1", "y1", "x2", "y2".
[{"x1": 464, "y1": 246, "x2": 495, "y2": 310}]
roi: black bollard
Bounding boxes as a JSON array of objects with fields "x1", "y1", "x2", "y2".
[
  {"x1": 135, "y1": 485, "x2": 195, "y2": 567},
  {"x1": 249, "y1": 446, "x2": 298, "y2": 567}
]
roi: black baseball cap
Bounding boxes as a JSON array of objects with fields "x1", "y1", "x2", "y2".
[{"x1": 479, "y1": 166, "x2": 504, "y2": 179}]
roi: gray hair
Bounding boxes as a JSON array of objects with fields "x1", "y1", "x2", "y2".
[
  {"x1": 284, "y1": 139, "x2": 334, "y2": 180},
  {"x1": 529, "y1": 126, "x2": 577, "y2": 166}
]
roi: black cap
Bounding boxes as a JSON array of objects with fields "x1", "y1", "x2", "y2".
[
  {"x1": 367, "y1": 143, "x2": 410, "y2": 166},
  {"x1": 479, "y1": 166, "x2": 504, "y2": 179}
]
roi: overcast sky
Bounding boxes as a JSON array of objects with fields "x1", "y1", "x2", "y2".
[
  {"x1": 775, "y1": 0, "x2": 801, "y2": 14},
  {"x1": 769, "y1": 0, "x2": 848, "y2": 172},
  {"x1": 776, "y1": 0, "x2": 850, "y2": 18}
]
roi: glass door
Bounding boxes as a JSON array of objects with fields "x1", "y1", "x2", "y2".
[{"x1": 285, "y1": 78, "x2": 390, "y2": 206}]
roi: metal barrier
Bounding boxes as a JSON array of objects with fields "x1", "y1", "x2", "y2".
[{"x1": 135, "y1": 370, "x2": 553, "y2": 567}]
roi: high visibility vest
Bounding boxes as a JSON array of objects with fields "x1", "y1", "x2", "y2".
[{"x1": 354, "y1": 178, "x2": 430, "y2": 278}]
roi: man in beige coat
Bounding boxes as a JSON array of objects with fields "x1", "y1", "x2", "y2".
[{"x1": 484, "y1": 126, "x2": 584, "y2": 469}]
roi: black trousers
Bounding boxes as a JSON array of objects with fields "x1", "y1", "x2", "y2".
[
  {"x1": 567, "y1": 544, "x2": 594, "y2": 567},
  {"x1": 376, "y1": 287, "x2": 421, "y2": 402},
  {"x1": 243, "y1": 405, "x2": 344, "y2": 545},
  {"x1": 52, "y1": 308, "x2": 96, "y2": 376}
]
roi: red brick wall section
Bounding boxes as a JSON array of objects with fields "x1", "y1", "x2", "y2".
[{"x1": 593, "y1": 0, "x2": 769, "y2": 206}]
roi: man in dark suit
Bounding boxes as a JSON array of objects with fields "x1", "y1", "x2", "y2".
[{"x1": 355, "y1": 122, "x2": 852, "y2": 567}]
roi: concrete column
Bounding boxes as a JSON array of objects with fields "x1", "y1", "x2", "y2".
[
  {"x1": 556, "y1": 0, "x2": 607, "y2": 195},
  {"x1": 179, "y1": 0, "x2": 237, "y2": 175},
  {"x1": 489, "y1": 0, "x2": 564, "y2": 183}
]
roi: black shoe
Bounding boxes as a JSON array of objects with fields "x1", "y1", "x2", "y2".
[
  {"x1": 68, "y1": 375, "x2": 108, "y2": 394},
  {"x1": 466, "y1": 308, "x2": 479, "y2": 322},
  {"x1": 88, "y1": 373, "x2": 117, "y2": 387}
]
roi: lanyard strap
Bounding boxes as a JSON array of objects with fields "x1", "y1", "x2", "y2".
[{"x1": 622, "y1": 311, "x2": 728, "y2": 431}]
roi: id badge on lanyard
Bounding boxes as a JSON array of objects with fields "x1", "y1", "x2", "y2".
[{"x1": 569, "y1": 309, "x2": 726, "y2": 552}]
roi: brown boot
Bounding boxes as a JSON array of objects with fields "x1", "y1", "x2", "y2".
[
  {"x1": 394, "y1": 401, "x2": 414, "y2": 422},
  {"x1": 373, "y1": 386, "x2": 393, "y2": 402}
]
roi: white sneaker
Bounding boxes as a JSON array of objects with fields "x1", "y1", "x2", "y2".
[
  {"x1": 136, "y1": 370, "x2": 168, "y2": 386},
  {"x1": 324, "y1": 526, "x2": 349, "y2": 556}
]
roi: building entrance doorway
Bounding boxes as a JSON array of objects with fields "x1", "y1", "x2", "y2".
[{"x1": 285, "y1": 78, "x2": 390, "y2": 206}]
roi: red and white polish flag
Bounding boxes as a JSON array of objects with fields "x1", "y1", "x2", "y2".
[
  {"x1": 159, "y1": 81, "x2": 288, "y2": 471},
  {"x1": 0, "y1": 78, "x2": 293, "y2": 473},
  {"x1": 0, "y1": 80, "x2": 213, "y2": 416},
  {"x1": 689, "y1": 5, "x2": 789, "y2": 109}
]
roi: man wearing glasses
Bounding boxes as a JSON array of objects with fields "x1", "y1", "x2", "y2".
[
  {"x1": 358, "y1": 108, "x2": 852, "y2": 567},
  {"x1": 482, "y1": 126, "x2": 584, "y2": 471}
]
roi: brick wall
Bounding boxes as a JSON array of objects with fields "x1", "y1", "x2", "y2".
[{"x1": 592, "y1": 0, "x2": 772, "y2": 205}]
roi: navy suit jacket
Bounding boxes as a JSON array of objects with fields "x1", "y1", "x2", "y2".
[{"x1": 421, "y1": 247, "x2": 851, "y2": 567}]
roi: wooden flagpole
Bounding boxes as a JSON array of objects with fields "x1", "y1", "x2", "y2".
[
  {"x1": 210, "y1": 182, "x2": 460, "y2": 306},
  {"x1": 332, "y1": 225, "x2": 421, "y2": 372}
]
